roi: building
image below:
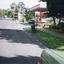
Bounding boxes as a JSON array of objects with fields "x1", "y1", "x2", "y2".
[
  {"x1": 10, "y1": 2, "x2": 25, "y2": 21},
  {"x1": 28, "y1": 2, "x2": 47, "y2": 25}
]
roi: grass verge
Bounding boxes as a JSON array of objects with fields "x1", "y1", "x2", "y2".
[
  {"x1": 15, "y1": 21, "x2": 22, "y2": 24},
  {"x1": 24, "y1": 28, "x2": 64, "y2": 49},
  {"x1": 16, "y1": 23, "x2": 22, "y2": 24}
]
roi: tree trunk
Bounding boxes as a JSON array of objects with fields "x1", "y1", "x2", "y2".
[
  {"x1": 53, "y1": 16, "x2": 56, "y2": 26},
  {"x1": 59, "y1": 17, "x2": 61, "y2": 24}
]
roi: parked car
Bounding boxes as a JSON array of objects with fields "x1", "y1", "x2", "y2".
[
  {"x1": 38, "y1": 49, "x2": 64, "y2": 64},
  {"x1": 28, "y1": 19, "x2": 34, "y2": 24}
]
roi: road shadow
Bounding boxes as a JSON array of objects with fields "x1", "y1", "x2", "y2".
[
  {"x1": 0, "y1": 29, "x2": 41, "y2": 64},
  {"x1": 0, "y1": 29, "x2": 47, "y2": 49},
  {"x1": 0, "y1": 29, "x2": 31, "y2": 43},
  {"x1": 0, "y1": 55, "x2": 39, "y2": 64}
]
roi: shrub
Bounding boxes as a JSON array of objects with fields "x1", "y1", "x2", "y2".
[
  {"x1": 37, "y1": 24, "x2": 42, "y2": 27},
  {"x1": 49, "y1": 25, "x2": 52, "y2": 28},
  {"x1": 57, "y1": 22, "x2": 64, "y2": 29}
]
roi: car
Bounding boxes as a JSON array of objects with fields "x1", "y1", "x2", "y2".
[
  {"x1": 28, "y1": 19, "x2": 34, "y2": 24},
  {"x1": 38, "y1": 49, "x2": 64, "y2": 64}
]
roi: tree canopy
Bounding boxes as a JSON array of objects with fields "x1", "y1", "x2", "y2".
[
  {"x1": 10, "y1": 3, "x2": 18, "y2": 12},
  {"x1": 3, "y1": 9, "x2": 8, "y2": 16},
  {"x1": 40, "y1": 0, "x2": 64, "y2": 25},
  {"x1": 24, "y1": 9, "x2": 34, "y2": 21},
  {"x1": 18, "y1": 2, "x2": 25, "y2": 8}
]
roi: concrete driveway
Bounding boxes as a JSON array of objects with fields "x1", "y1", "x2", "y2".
[{"x1": 0, "y1": 19, "x2": 43, "y2": 64}]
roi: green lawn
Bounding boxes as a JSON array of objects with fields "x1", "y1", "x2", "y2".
[{"x1": 24, "y1": 28, "x2": 64, "y2": 49}]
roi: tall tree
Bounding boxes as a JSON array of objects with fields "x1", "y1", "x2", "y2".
[
  {"x1": 40, "y1": 0, "x2": 64, "y2": 26},
  {"x1": 10, "y1": 3, "x2": 18, "y2": 13},
  {"x1": 18, "y1": 2, "x2": 25, "y2": 13}
]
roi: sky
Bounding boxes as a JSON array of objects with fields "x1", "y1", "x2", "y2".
[{"x1": 0, "y1": 0, "x2": 46, "y2": 9}]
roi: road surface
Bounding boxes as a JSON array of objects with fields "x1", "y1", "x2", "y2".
[{"x1": 0, "y1": 19, "x2": 43, "y2": 64}]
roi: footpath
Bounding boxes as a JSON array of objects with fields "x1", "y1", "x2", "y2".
[
  {"x1": 36, "y1": 27, "x2": 64, "y2": 39},
  {"x1": 16, "y1": 21, "x2": 64, "y2": 39}
]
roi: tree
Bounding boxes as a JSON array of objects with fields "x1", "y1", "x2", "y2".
[
  {"x1": 24, "y1": 9, "x2": 34, "y2": 21},
  {"x1": 18, "y1": 2, "x2": 25, "y2": 8},
  {"x1": 10, "y1": 3, "x2": 18, "y2": 12},
  {"x1": 40, "y1": 0, "x2": 64, "y2": 26},
  {"x1": 7, "y1": 8, "x2": 11, "y2": 17},
  {"x1": 10, "y1": 3, "x2": 18, "y2": 19},
  {"x1": 57, "y1": 0, "x2": 64, "y2": 24},
  {"x1": 18, "y1": 2, "x2": 25, "y2": 13},
  {"x1": 3, "y1": 9, "x2": 8, "y2": 16},
  {"x1": 0, "y1": 9, "x2": 3, "y2": 18}
]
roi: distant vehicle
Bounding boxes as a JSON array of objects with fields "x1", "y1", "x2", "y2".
[
  {"x1": 28, "y1": 19, "x2": 34, "y2": 24},
  {"x1": 38, "y1": 49, "x2": 64, "y2": 64}
]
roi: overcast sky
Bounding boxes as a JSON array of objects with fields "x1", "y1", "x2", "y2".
[{"x1": 0, "y1": 0, "x2": 46, "y2": 9}]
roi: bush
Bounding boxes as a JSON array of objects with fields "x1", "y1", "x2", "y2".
[
  {"x1": 49, "y1": 25, "x2": 52, "y2": 28},
  {"x1": 37, "y1": 24, "x2": 42, "y2": 27},
  {"x1": 50, "y1": 22, "x2": 54, "y2": 26},
  {"x1": 56, "y1": 26, "x2": 60, "y2": 30},
  {"x1": 49, "y1": 25, "x2": 60, "y2": 30},
  {"x1": 49, "y1": 22, "x2": 64, "y2": 32},
  {"x1": 57, "y1": 22, "x2": 64, "y2": 29}
]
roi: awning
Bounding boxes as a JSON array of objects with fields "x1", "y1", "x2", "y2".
[{"x1": 28, "y1": 4, "x2": 47, "y2": 12}]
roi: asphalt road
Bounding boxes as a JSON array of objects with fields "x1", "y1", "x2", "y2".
[{"x1": 0, "y1": 19, "x2": 42, "y2": 64}]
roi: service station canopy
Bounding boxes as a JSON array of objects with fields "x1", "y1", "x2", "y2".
[
  {"x1": 28, "y1": 4, "x2": 47, "y2": 12},
  {"x1": 28, "y1": 4, "x2": 47, "y2": 25}
]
